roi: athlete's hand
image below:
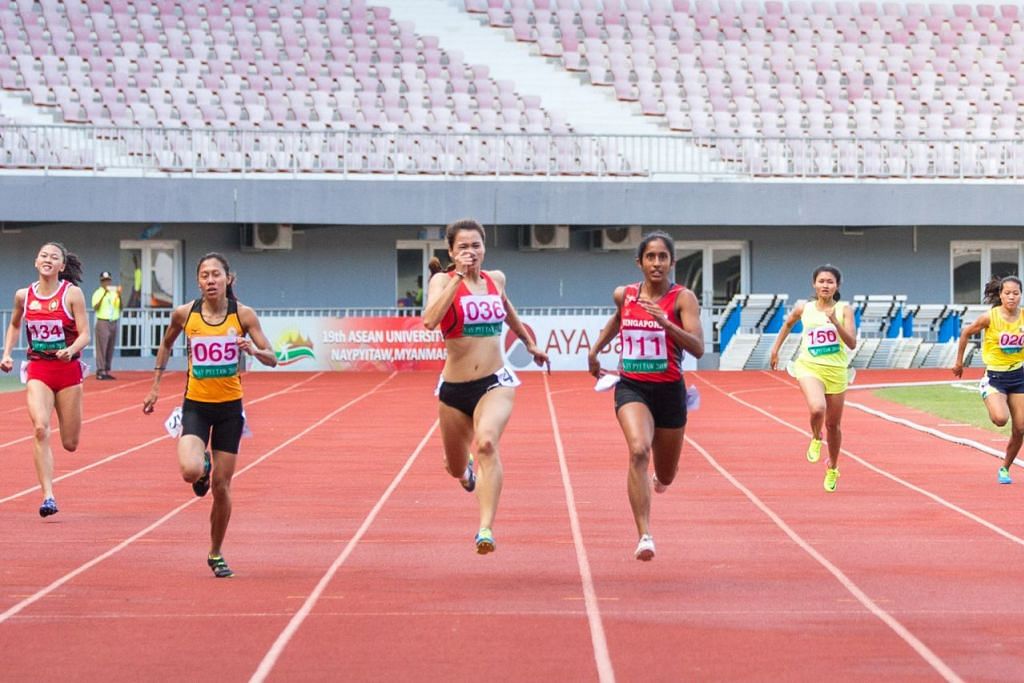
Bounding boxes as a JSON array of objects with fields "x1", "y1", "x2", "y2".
[
  {"x1": 453, "y1": 249, "x2": 477, "y2": 275},
  {"x1": 236, "y1": 337, "x2": 254, "y2": 355},
  {"x1": 638, "y1": 298, "x2": 669, "y2": 326},
  {"x1": 587, "y1": 354, "x2": 602, "y2": 378},
  {"x1": 54, "y1": 348, "x2": 73, "y2": 362},
  {"x1": 0, "y1": 355, "x2": 12, "y2": 373},
  {"x1": 142, "y1": 391, "x2": 158, "y2": 414},
  {"x1": 527, "y1": 344, "x2": 549, "y2": 370},
  {"x1": 769, "y1": 350, "x2": 779, "y2": 370},
  {"x1": 951, "y1": 363, "x2": 963, "y2": 379}
]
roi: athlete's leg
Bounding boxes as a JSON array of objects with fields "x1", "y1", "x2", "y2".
[
  {"x1": 52, "y1": 383, "x2": 83, "y2": 452},
  {"x1": 438, "y1": 402, "x2": 474, "y2": 482},
  {"x1": 1003, "y1": 393, "x2": 1024, "y2": 469},
  {"x1": 471, "y1": 387, "x2": 516, "y2": 532},
  {"x1": 823, "y1": 392, "x2": 847, "y2": 469},
  {"x1": 984, "y1": 391, "x2": 1011, "y2": 428},
  {"x1": 25, "y1": 380, "x2": 57, "y2": 499},
  {"x1": 651, "y1": 426, "x2": 685, "y2": 488},
  {"x1": 797, "y1": 375, "x2": 828, "y2": 440},
  {"x1": 208, "y1": 450, "x2": 238, "y2": 556},
  {"x1": 178, "y1": 434, "x2": 208, "y2": 483},
  {"x1": 617, "y1": 402, "x2": 656, "y2": 538}
]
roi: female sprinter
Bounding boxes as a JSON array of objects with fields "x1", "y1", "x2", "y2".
[
  {"x1": 1, "y1": 242, "x2": 90, "y2": 517},
  {"x1": 587, "y1": 231, "x2": 704, "y2": 561},
  {"x1": 143, "y1": 253, "x2": 277, "y2": 577},
  {"x1": 769, "y1": 265, "x2": 857, "y2": 493},
  {"x1": 422, "y1": 218, "x2": 548, "y2": 554},
  {"x1": 952, "y1": 275, "x2": 1024, "y2": 484}
]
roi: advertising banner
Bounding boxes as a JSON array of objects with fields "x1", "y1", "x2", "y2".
[{"x1": 255, "y1": 315, "x2": 697, "y2": 373}]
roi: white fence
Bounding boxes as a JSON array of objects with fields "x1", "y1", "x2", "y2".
[{"x1": 4, "y1": 124, "x2": 1024, "y2": 180}]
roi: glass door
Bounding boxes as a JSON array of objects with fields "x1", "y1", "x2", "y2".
[
  {"x1": 675, "y1": 241, "x2": 748, "y2": 351},
  {"x1": 951, "y1": 242, "x2": 1021, "y2": 304},
  {"x1": 119, "y1": 240, "x2": 183, "y2": 355},
  {"x1": 396, "y1": 239, "x2": 447, "y2": 311}
]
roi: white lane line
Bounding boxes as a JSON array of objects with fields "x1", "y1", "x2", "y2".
[
  {"x1": 0, "y1": 373, "x2": 326, "y2": 504},
  {"x1": 543, "y1": 372, "x2": 615, "y2": 683},
  {"x1": 687, "y1": 434, "x2": 964, "y2": 683},
  {"x1": 0, "y1": 372, "x2": 392, "y2": 626},
  {"x1": 692, "y1": 375, "x2": 1024, "y2": 550},
  {"x1": 249, "y1": 417, "x2": 436, "y2": 683}
]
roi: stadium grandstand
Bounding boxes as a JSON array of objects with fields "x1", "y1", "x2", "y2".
[{"x1": 0, "y1": 0, "x2": 1021, "y2": 371}]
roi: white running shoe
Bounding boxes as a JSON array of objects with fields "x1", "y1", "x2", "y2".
[
  {"x1": 652, "y1": 473, "x2": 668, "y2": 494},
  {"x1": 634, "y1": 534, "x2": 656, "y2": 561}
]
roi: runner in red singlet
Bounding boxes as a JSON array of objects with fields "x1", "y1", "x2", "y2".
[
  {"x1": 587, "y1": 231, "x2": 704, "y2": 561},
  {"x1": 1, "y1": 242, "x2": 91, "y2": 518},
  {"x1": 422, "y1": 218, "x2": 548, "y2": 554}
]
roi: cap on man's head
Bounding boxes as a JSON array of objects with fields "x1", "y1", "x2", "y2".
[{"x1": 100, "y1": 271, "x2": 112, "y2": 281}]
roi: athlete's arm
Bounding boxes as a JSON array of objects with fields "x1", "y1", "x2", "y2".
[
  {"x1": 237, "y1": 305, "x2": 278, "y2": 368},
  {"x1": 587, "y1": 287, "x2": 625, "y2": 378},
  {"x1": 0, "y1": 289, "x2": 26, "y2": 373},
  {"x1": 832, "y1": 302, "x2": 857, "y2": 351},
  {"x1": 668, "y1": 287, "x2": 705, "y2": 359},
  {"x1": 143, "y1": 302, "x2": 189, "y2": 413},
  {"x1": 421, "y1": 271, "x2": 460, "y2": 330},
  {"x1": 493, "y1": 270, "x2": 548, "y2": 368},
  {"x1": 769, "y1": 301, "x2": 805, "y2": 370},
  {"x1": 57, "y1": 285, "x2": 90, "y2": 362},
  {"x1": 952, "y1": 312, "x2": 990, "y2": 378}
]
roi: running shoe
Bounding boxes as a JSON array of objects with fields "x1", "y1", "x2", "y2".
[
  {"x1": 461, "y1": 455, "x2": 476, "y2": 493},
  {"x1": 192, "y1": 451, "x2": 211, "y2": 497},
  {"x1": 474, "y1": 527, "x2": 495, "y2": 555},
  {"x1": 39, "y1": 497, "x2": 58, "y2": 518},
  {"x1": 207, "y1": 554, "x2": 234, "y2": 578},
  {"x1": 823, "y1": 467, "x2": 840, "y2": 492},
  {"x1": 652, "y1": 473, "x2": 668, "y2": 494},
  {"x1": 634, "y1": 534, "x2": 656, "y2": 561},
  {"x1": 999, "y1": 467, "x2": 1013, "y2": 485},
  {"x1": 806, "y1": 438, "x2": 823, "y2": 463}
]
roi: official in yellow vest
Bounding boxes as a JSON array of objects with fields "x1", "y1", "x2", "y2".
[{"x1": 91, "y1": 271, "x2": 121, "y2": 380}]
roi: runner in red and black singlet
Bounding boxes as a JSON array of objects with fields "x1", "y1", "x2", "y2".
[
  {"x1": 143, "y1": 253, "x2": 277, "y2": 578},
  {"x1": 1, "y1": 242, "x2": 91, "y2": 518},
  {"x1": 588, "y1": 231, "x2": 704, "y2": 562},
  {"x1": 423, "y1": 218, "x2": 548, "y2": 555}
]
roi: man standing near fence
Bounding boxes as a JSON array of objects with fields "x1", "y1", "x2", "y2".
[{"x1": 92, "y1": 271, "x2": 121, "y2": 380}]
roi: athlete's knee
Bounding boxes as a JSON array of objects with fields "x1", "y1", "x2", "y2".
[
  {"x1": 61, "y1": 436, "x2": 79, "y2": 452},
  {"x1": 993, "y1": 414, "x2": 1010, "y2": 428},
  {"x1": 211, "y1": 477, "x2": 232, "y2": 499},
  {"x1": 809, "y1": 405, "x2": 827, "y2": 423},
  {"x1": 628, "y1": 442, "x2": 650, "y2": 467},
  {"x1": 32, "y1": 422, "x2": 50, "y2": 443},
  {"x1": 825, "y1": 418, "x2": 842, "y2": 434},
  {"x1": 472, "y1": 433, "x2": 498, "y2": 458}
]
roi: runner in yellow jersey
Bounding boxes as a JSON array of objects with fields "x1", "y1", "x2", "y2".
[
  {"x1": 143, "y1": 253, "x2": 277, "y2": 577},
  {"x1": 770, "y1": 265, "x2": 857, "y2": 492},
  {"x1": 953, "y1": 275, "x2": 1024, "y2": 485}
]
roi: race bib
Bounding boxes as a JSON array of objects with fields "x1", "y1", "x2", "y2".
[
  {"x1": 164, "y1": 406, "x2": 183, "y2": 437},
  {"x1": 460, "y1": 294, "x2": 506, "y2": 337},
  {"x1": 621, "y1": 327, "x2": 668, "y2": 372},
  {"x1": 999, "y1": 331, "x2": 1024, "y2": 355},
  {"x1": 26, "y1": 319, "x2": 66, "y2": 352},
  {"x1": 190, "y1": 335, "x2": 240, "y2": 379},
  {"x1": 806, "y1": 324, "x2": 840, "y2": 357},
  {"x1": 495, "y1": 365, "x2": 521, "y2": 388}
]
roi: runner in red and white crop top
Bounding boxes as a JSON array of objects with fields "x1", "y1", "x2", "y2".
[
  {"x1": 1, "y1": 241, "x2": 91, "y2": 518},
  {"x1": 422, "y1": 219, "x2": 548, "y2": 556},
  {"x1": 619, "y1": 281, "x2": 686, "y2": 383},
  {"x1": 24, "y1": 280, "x2": 82, "y2": 361},
  {"x1": 439, "y1": 270, "x2": 506, "y2": 340}
]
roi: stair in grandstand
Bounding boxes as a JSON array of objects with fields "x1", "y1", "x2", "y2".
[
  {"x1": 718, "y1": 332, "x2": 759, "y2": 371},
  {"x1": 849, "y1": 337, "x2": 880, "y2": 369}
]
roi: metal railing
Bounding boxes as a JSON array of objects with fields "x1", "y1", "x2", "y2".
[
  {"x1": 1, "y1": 305, "x2": 725, "y2": 357},
  {"x1": 4, "y1": 124, "x2": 1024, "y2": 180}
]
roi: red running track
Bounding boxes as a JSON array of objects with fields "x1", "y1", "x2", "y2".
[{"x1": 0, "y1": 368, "x2": 1020, "y2": 681}]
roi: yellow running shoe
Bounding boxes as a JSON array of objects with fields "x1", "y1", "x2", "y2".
[
  {"x1": 823, "y1": 467, "x2": 840, "y2": 492},
  {"x1": 806, "y1": 438, "x2": 822, "y2": 463}
]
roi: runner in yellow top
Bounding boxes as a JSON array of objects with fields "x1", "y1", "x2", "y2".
[
  {"x1": 770, "y1": 265, "x2": 857, "y2": 492},
  {"x1": 952, "y1": 275, "x2": 1024, "y2": 485},
  {"x1": 143, "y1": 253, "x2": 277, "y2": 577}
]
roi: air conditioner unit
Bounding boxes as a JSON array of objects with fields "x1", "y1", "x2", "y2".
[
  {"x1": 519, "y1": 225, "x2": 570, "y2": 251},
  {"x1": 591, "y1": 226, "x2": 642, "y2": 251},
  {"x1": 241, "y1": 223, "x2": 293, "y2": 251}
]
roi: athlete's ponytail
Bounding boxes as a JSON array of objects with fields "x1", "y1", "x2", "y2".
[
  {"x1": 44, "y1": 241, "x2": 83, "y2": 286},
  {"x1": 428, "y1": 256, "x2": 455, "y2": 275}
]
